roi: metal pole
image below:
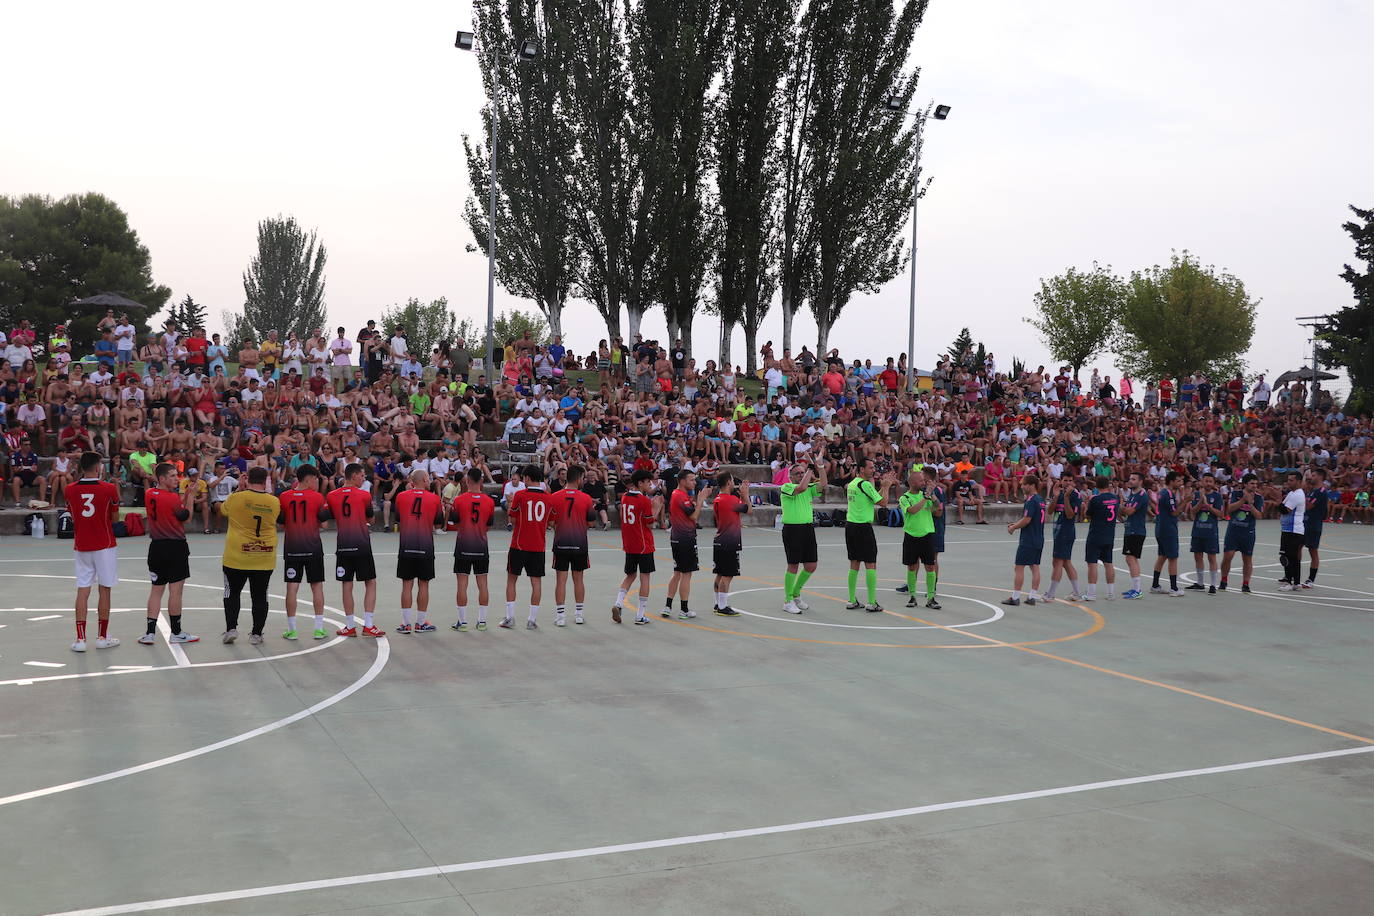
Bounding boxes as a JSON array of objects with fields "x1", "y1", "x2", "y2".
[
  {"x1": 905, "y1": 118, "x2": 922, "y2": 391},
  {"x1": 485, "y1": 47, "x2": 500, "y2": 377},
  {"x1": 1311, "y1": 329, "x2": 1320, "y2": 410}
]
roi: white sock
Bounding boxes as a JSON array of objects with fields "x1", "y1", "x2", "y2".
[
  {"x1": 478, "y1": 605, "x2": 487, "y2": 623},
  {"x1": 417, "y1": 610, "x2": 428, "y2": 625},
  {"x1": 637, "y1": 595, "x2": 648, "y2": 617},
  {"x1": 574, "y1": 603, "x2": 584, "y2": 615},
  {"x1": 1085, "y1": 584, "x2": 1096, "y2": 598},
  {"x1": 717, "y1": 592, "x2": 727, "y2": 608},
  {"x1": 313, "y1": 614, "x2": 324, "y2": 630},
  {"x1": 1044, "y1": 582, "x2": 1057, "y2": 598},
  {"x1": 456, "y1": 605, "x2": 467, "y2": 624},
  {"x1": 1210, "y1": 570, "x2": 1219, "y2": 587},
  {"x1": 1068, "y1": 578, "x2": 1079, "y2": 595},
  {"x1": 346, "y1": 614, "x2": 357, "y2": 628},
  {"x1": 364, "y1": 611, "x2": 374, "y2": 628},
  {"x1": 615, "y1": 589, "x2": 628, "y2": 608},
  {"x1": 528, "y1": 605, "x2": 538, "y2": 622},
  {"x1": 1012, "y1": 590, "x2": 1021, "y2": 600},
  {"x1": 556, "y1": 604, "x2": 566, "y2": 617},
  {"x1": 1107, "y1": 583, "x2": 1115, "y2": 597},
  {"x1": 285, "y1": 614, "x2": 297, "y2": 632},
  {"x1": 401, "y1": 607, "x2": 412, "y2": 625},
  {"x1": 1132, "y1": 577, "x2": 1141, "y2": 591},
  {"x1": 505, "y1": 601, "x2": 515, "y2": 621}
]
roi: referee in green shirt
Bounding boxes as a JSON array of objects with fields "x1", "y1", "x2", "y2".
[
  {"x1": 845, "y1": 457, "x2": 896, "y2": 612},
  {"x1": 899, "y1": 467, "x2": 942, "y2": 609},
  {"x1": 779, "y1": 460, "x2": 826, "y2": 614}
]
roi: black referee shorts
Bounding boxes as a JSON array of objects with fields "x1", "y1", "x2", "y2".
[
  {"x1": 845, "y1": 523, "x2": 878, "y2": 564},
  {"x1": 782, "y1": 523, "x2": 818, "y2": 565},
  {"x1": 901, "y1": 533, "x2": 936, "y2": 567}
]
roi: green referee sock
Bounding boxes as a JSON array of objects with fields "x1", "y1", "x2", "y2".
[
  {"x1": 784, "y1": 571, "x2": 797, "y2": 602},
  {"x1": 865, "y1": 569, "x2": 878, "y2": 604},
  {"x1": 793, "y1": 569, "x2": 812, "y2": 599},
  {"x1": 847, "y1": 569, "x2": 859, "y2": 603},
  {"x1": 906, "y1": 569, "x2": 918, "y2": 594},
  {"x1": 926, "y1": 571, "x2": 937, "y2": 600}
]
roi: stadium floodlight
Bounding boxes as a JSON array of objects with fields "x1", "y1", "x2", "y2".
[
  {"x1": 454, "y1": 28, "x2": 543, "y2": 373},
  {"x1": 934, "y1": 104, "x2": 952, "y2": 120},
  {"x1": 882, "y1": 94, "x2": 905, "y2": 112}
]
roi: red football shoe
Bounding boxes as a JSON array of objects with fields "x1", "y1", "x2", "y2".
[
  {"x1": 361, "y1": 625, "x2": 386, "y2": 638},
  {"x1": 337, "y1": 626, "x2": 358, "y2": 638}
]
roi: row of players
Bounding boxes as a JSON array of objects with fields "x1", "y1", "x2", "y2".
[{"x1": 54, "y1": 453, "x2": 1332, "y2": 651}]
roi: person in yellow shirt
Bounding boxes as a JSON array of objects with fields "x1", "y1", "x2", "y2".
[
  {"x1": 259, "y1": 331, "x2": 282, "y2": 381},
  {"x1": 217, "y1": 466, "x2": 280, "y2": 645},
  {"x1": 179, "y1": 468, "x2": 212, "y2": 533}
]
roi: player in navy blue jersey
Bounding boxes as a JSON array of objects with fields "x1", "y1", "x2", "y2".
[
  {"x1": 1082, "y1": 477, "x2": 1119, "y2": 601},
  {"x1": 1185, "y1": 474, "x2": 1224, "y2": 593},
  {"x1": 1150, "y1": 471, "x2": 1184, "y2": 597},
  {"x1": 1003, "y1": 475, "x2": 1044, "y2": 607}
]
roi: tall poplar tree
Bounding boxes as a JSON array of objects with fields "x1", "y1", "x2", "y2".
[{"x1": 241, "y1": 215, "x2": 327, "y2": 341}]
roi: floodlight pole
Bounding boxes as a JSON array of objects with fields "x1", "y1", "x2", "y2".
[
  {"x1": 1295, "y1": 314, "x2": 1334, "y2": 410},
  {"x1": 484, "y1": 45, "x2": 501, "y2": 377},
  {"x1": 906, "y1": 115, "x2": 922, "y2": 392}
]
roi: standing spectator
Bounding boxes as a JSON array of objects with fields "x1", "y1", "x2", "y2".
[{"x1": 114, "y1": 314, "x2": 137, "y2": 367}]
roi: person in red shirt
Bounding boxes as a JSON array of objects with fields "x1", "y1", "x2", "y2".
[
  {"x1": 140, "y1": 462, "x2": 201, "y2": 647},
  {"x1": 550, "y1": 464, "x2": 596, "y2": 626},
  {"x1": 394, "y1": 469, "x2": 445, "y2": 634},
  {"x1": 613, "y1": 468, "x2": 657, "y2": 625},
  {"x1": 711, "y1": 474, "x2": 750, "y2": 615},
  {"x1": 279, "y1": 465, "x2": 330, "y2": 640},
  {"x1": 1158, "y1": 377, "x2": 1174, "y2": 408},
  {"x1": 663, "y1": 469, "x2": 713, "y2": 619},
  {"x1": 326, "y1": 463, "x2": 383, "y2": 637},
  {"x1": 66, "y1": 451, "x2": 121, "y2": 652},
  {"x1": 184, "y1": 327, "x2": 208, "y2": 370},
  {"x1": 505, "y1": 464, "x2": 550, "y2": 629},
  {"x1": 450, "y1": 468, "x2": 496, "y2": 630}
]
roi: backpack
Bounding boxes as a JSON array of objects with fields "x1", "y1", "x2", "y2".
[
  {"x1": 814, "y1": 509, "x2": 832, "y2": 527},
  {"x1": 830, "y1": 508, "x2": 847, "y2": 528},
  {"x1": 112, "y1": 521, "x2": 129, "y2": 538},
  {"x1": 887, "y1": 506, "x2": 904, "y2": 527},
  {"x1": 57, "y1": 511, "x2": 75, "y2": 539},
  {"x1": 125, "y1": 513, "x2": 146, "y2": 537}
]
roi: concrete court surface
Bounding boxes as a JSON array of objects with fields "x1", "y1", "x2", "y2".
[{"x1": 1, "y1": 520, "x2": 1373, "y2": 916}]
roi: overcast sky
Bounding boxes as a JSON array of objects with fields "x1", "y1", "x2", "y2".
[{"x1": 3, "y1": 0, "x2": 1370, "y2": 388}]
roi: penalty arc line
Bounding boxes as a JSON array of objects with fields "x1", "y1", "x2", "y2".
[{"x1": 45, "y1": 742, "x2": 1374, "y2": 916}]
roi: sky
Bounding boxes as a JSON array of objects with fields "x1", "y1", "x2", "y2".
[{"x1": 2, "y1": 0, "x2": 1370, "y2": 392}]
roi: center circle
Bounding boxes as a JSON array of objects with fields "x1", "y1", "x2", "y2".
[{"x1": 728, "y1": 586, "x2": 1004, "y2": 630}]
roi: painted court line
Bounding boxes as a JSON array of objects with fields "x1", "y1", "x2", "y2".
[
  {"x1": 155, "y1": 616, "x2": 191, "y2": 667},
  {"x1": 47, "y1": 743, "x2": 1374, "y2": 916},
  {"x1": 0, "y1": 637, "x2": 389, "y2": 809},
  {"x1": 23, "y1": 661, "x2": 65, "y2": 668},
  {"x1": 26, "y1": 614, "x2": 63, "y2": 621}
]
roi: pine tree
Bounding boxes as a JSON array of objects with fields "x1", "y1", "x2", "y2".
[
  {"x1": 947, "y1": 327, "x2": 973, "y2": 365},
  {"x1": 1318, "y1": 205, "x2": 1374, "y2": 414},
  {"x1": 241, "y1": 215, "x2": 327, "y2": 341}
]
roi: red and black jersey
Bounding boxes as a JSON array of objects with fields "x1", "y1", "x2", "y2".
[
  {"x1": 712, "y1": 493, "x2": 748, "y2": 550},
  {"x1": 325, "y1": 486, "x2": 373, "y2": 554},
  {"x1": 550, "y1": 488, "x2": 595, "y2": 551},
  {"x1": 668, "y1": 487, "x2": 697, "y2": 543},
  {"x1": 451, "y1": 491, "x2": 495, "y2": 557},
  {"x1": 619, "y1": 490, "x2": 655, "y2": 554},
  {"x1": 509, "y1": 488, "x2": 551, "y2": 552},
  {"x1": 395, "y1": 488, "x2": 444, "y2": 558},
  {"x1": 145, "y1": 487, "x2": 189, "y2": 541},
  {"x1": 279, "y1": 487, "x2": 328, "y2": 556},
  {"x1": 67, "y1": 479, "x2": 119, "y2": 552}
]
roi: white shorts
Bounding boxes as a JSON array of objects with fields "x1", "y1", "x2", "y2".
[{"x1": 75, "y1": 547, "x2": 119, "y2": 589}]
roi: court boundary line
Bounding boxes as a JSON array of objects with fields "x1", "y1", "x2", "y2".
[{"x1": 45, "y1": 742, "x2": 1374, "y2": 916}]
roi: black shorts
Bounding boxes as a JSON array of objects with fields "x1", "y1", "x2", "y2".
[
  {"x1": 901, "y1": 533, "x2": 936, "y2": 567},
  {"x1": 553, "y1": 548, "x2": 590, "y2": 572},
  {"x1": 335, "y1": 551, "x2": 377, "y2": 582},
  {"x1": 845, "y1": 523, "x2": 878, "y2": 564},
  {"x1": 453, "y1": 553, "x2": 490, "y2": 576},
  {"x1": 1122, "y1": 534, "x2": 1147, "y2": 559},
  {"x1": 671, "y1": 540, "x2": 700, "y2": 573},
  {"x1": 396, "y1": 553, "x2": 436, "y2": 581},
  {"x1": 712, "y1": 545, "x2": 741, "y2": 578},
  {"x1": 284, "y1": 552, "x2": 325, "y2": 585},
  {"x1": 781, "y1": 523, "x2": 818, "y2": 565},
  {"x1": 507, "y1": 548, "x2": 546, "y2": 578},
  {"x1": 623, "y1": 552, "x2": 656, "y2": 575},
  {"x1": 147, "y1": 538, "x2": 190, "y2": 585}
]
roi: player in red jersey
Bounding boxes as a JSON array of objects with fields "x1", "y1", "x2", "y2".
[
  {"x1": 394, "y1": 469, "x2": 445, "y2": 634},
  {"x1": 613, "y1": 468, "x2": 656, "y2": 625},
  {"x1": 662, "y1": 469, "x2": 713, "y2": 619},
  {"x1": 326, "y1": 463, "x2": 383, "y2": 637},
  {"x1": 66, "y1": 451, "x2": 121, "y2": 652},
  {"x1": 140, "y1": 462, "x2": 201, "y2": 646},
  {"x1": 450, "y1": 468, "x2": 495, "y2": 631},
  {"x1": 505, "y1": 465, "x2": 550, "y2": 629},
  {"x1": 278, "y1": 465, "x2": 330, "y2": 640},
  {"x1": 550, "y1": 464, "x2": 597, "y2": 626},
  {"x1": 711, "y1": 473, "x2": 750, "y2": 616}
]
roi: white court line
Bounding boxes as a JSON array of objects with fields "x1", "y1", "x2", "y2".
[
  {"x1": 23, "y1": 661, "x2": 65, "y2": 668},
  {"x1": 728, "y1": 586, "x2": 1006, "y2": 630},
  {"x1": 26, "y1": 614, "x2": 62, "y2": 621},
  {"x1": 155, "y1": 616, "x2": 191, "y2": 667},
  {"x1": 47, "y1": 742, "x2": 1374, "y2": 916},
  {"x1": 0, "y1": 636, "x2": 389, "y2": 809}
]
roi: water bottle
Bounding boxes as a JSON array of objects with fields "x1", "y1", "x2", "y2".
[{"x1": 32, "y1": 515, "x2": 45, "y2": 539}]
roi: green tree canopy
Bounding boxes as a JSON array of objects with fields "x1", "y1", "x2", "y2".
[
  {"x1": 947, "y1": 327, "x2": 974, "y2": 365},
  {"x1": 380, "y1": 297, "x2": 457, "y2": 362},
  {"x1": 1115, "y1": 251, "x2": 1257, "y2": 383},
  {"x1": 241, "y1": 215, "x2": 327, "y2": 343},
  {"x1": 1318, "y1": 205, "x2": 1374, "y2": 414},
  {"x1": 493, "y1": 308, "x2": 549, "y2": 349},
  {"x1": 164, "y1": 294, "x2": 209, "y2": 333},
  {"x1": 1026, "y1": 262, "x2": 1124, "y2": 378},
  {"x1": 0, "y1": 192, "x2": 171, "y2": 352}
]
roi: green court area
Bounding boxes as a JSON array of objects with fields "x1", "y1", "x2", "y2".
[{"x1": 2, "y1": 521, "x2": 1373, "y2": 915}]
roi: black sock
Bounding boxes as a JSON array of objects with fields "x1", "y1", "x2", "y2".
[
  {"x1": 170, "y1": 614, "x2": 182, "y2": 635},
  {"x1": 1170, "y1": 575, "x2": 1178, "y2": 590},
  {"x1": 1152, "y1": 571, "x2": 1161, "y2": 587},
  {"x1": 680, "y1": 599, "x2": 689, "y2": 611},
  {"x1": 145, "y1": 617, "x2": 157, "y2": 635},
  {"x1": 1307, "y1": 566, "x2": 1318, "y2": 582}
]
